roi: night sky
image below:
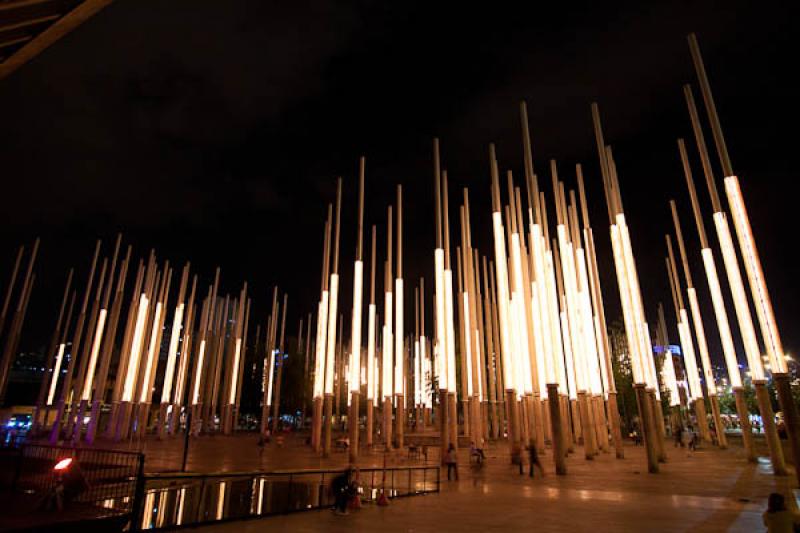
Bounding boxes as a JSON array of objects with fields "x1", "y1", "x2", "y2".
[{"x1": 1, "y1": 1, "x2": 796, "y2": 372}]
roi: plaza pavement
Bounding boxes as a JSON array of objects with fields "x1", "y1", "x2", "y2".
[{"x1": 169, "y1": 437, "x2": 791, "y2": 532}]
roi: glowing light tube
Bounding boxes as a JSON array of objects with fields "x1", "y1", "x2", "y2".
[
  {"x1": 266, "y1": 349, "x2": 275, "y2": 408},
  {"x1": 324, "y1": 274, "x2": 339, "y2": 395},
  {"x1": 725, "y1": 176, "x2": 786, "y2": 373},
  {"x1": 228, "y1": 338, "x2": 242, "y2": 405},
  {"x1": 545, "y1": 252, "x2": 566, "y2": 391},
  {"x1": 191, "y1": 340, "x2": 206, "y2": 405},
  {"x1": 532, "y1": 228, "x2": 555, "y2": 386},
  {"x1": 383, "y1": 287, "x2": 393, "y2": 398},
  {"x1": 463, "y1": 292, "x2": 473, "y2": 395},
  {"x1": 434, "y1": 249, "x2": 447, "y2": 391},
  {"x1": 510, "y1": 233, "x2": 532, "y2": 394},
  {"x1": 701, "y1": 248, "x2": 742, "y2": 388},
  {"x1": 395, "y1": 278, "x2": 403, "y2": 395},
  {"x1": 366, "y1": 303, "x2": 376, "y2": 400},
  {"x1": 122, "y1": 294, "x2": 149, "y2": 402},
  {"x1": 662, "y1": 346, "x2": 680, "y2": 407},
  {"x1": 618, "y1": 215, "x2": 653, "y2": 388},
  {"x1": 491, "y1": 212, "x2": 514, "y2": 392},
  {"x1": 687, "y1": 288, "x2": 717, "y2": 395},
  {"x1": 350, "y1": 261, "x2": 364, "y2": 391},
  {"x1": 610, "y1": 225, "x2": 644, "y2": 384},
  {"x1": 81, "y1": 308, "x2": 108, "y2": 401},
  {"x1": 47, "y1": 343, "x2": 66, "y2": 405},
  {"x1": 444, "y1": 269, "x2": 457, "y2": 393},
  {"x1": 678, "y1": 312, "x2": 702, "y2": 400},
  {"x1": 314, "y1": 291, "x2": 329, "y2": 398},
  {"x1": 414, "y1": 340, "x2": 421, "y2": 405},
  {"x1": 161, "y1": 303, "x2": 185, "y2": 403},
  {"x1": 139, "y1": 302, "x2": 163, "y2": 403},
  {"x1": 713, "y1": 212, "x2": 764, "y2": 380}
]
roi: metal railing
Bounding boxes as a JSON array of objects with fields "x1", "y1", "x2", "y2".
[
  {"x1": 10, "y1": 443, "x2": 145, "y2": 520},
  {"x1": 137, "y1": 464, "x2": 440, "y2": 530}
]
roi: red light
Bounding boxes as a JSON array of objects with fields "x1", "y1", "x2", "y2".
[{"x1": 54, "y1": 458, "x2": 73, "y2": 471}]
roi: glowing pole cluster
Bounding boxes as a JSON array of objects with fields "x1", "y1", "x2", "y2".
[
  {"x1": 687, "y1": 34, "x2": 795, "y2": 479},
  {"x1": 348, "y1": 157, "x2": 365, "y2": 463},
  {"x1": 592, "y1": 103, "x2": 661, "y2": 473}
]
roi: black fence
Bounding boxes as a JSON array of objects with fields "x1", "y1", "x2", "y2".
[
  {"x1": 138, "y1": 465, "x2": 440, "y2": 530},
  {"x1": 11, "y1": 443, "x2": 145, "y2": 518}
]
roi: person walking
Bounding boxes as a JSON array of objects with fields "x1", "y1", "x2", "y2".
[
  {"x1": 673, "y1": 424, "x2": 683, "y2": 448},
  {"x1": 445, "y1": 443, "x2": 459, "y2": 481},
  {"x1": 331, "y1": 468, "x2": 353, "y2": 515},
  {"x1": 527, "y1": 440, "x2": 545, "y2": 478}
]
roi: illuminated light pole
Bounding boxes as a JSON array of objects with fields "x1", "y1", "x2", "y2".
[
  {"x1": 666, "y1": 236, "x2": 710, "y2": 444},
  {"x1": 75, "y1": 236, "x2": 121, "y2": 442},
  {"x1": 67, "y1": 254, "x2": 109, "y2": 441},
  {"x1": 117, "y1": 257, "x2": 157, "y2": 440},
  {"x1": 50, "y1": 241, "x2": 100, "y2": 444},
  {"x1": 670, "y1": 201, "x2": 726, "y2": 448},
  {"x1": 349, "y1": 157, "x2": 366, "y2": 463},
  {"x1": 105, "y1": 258, "x2": 144, "y2": 439},
  {"x1": 432, "y1": 139, "x2": 450, "y2": 460},
  {"x1": 688, "y1": 33, "x2": 798, "y2": 482},
  {"x1": 262, "y1": 287, "x2": 278, "y2": 435},
  {"x1": 522, "y1": 145, "x2": 553, "y2": 451},
  {"x1": 656, "y1": 303, "x2": 682, "y2": 432},
  {"x1": 323, "y1": 178, "x2": 343, "y2": 457},
  {"x1": 271, "y1": 293, "x2": 288, "y2": 435},
  {"x1": 577, "y1": 167, "x2": 623, "y2": 458},
  {"x1": 383, "y1": 206, "x2": 394, "y2": 452},
  {"x1": 512, "y1": 184, "x2": 544, "y2": 453},
  {"x1": 489, "y1": 258, "x2": 507, "y2": 441},
  {"x1": 552, "y1": 166, "x2": 594, "y2": 460},
  {"x1": 592, "y1": 104, "x2": 659, "y2": 473},
  {"x1": 158, "y1": 264, "x2": 189, "y2": 438},
  {"x1": 312, "y1": 208, "x2": 332, "y2": 452},
  {"x1": 86, "y1": 245, "x2": 131, "y2": 443},
  {"x1": 677, "y1": 139, "x2": 754, "y2": 460},
  {"x1": 45, "y1": 300, "x2": 75, "y2": 432},
  {"x1": 569, "y1": 189, "x2": 607, "y2": 454},
  {"x1": 482, "y1": 257, "x2": 500, "y2": 440},
  {"x1": 223, "y1": 286, "x2": 247, "y2": 434},
  {"x1": 190, "y1": 268, "x2": 220, "y2": 437},
  {"x1": 32, "y1": 268, "x2": 73, "y2": 433},
  {"x1": 170, "y1": 274, "x2": 197, "y2": 435},
  {"x1": 366, "y1": 226, "x2": 377, "y2": 447},
  {"x1": 473, "y1": 252, "x2": 490, "y2": 444},
  {"x1": 489, "y1": 144, "x2": 521, "y2": 455},
  {"x1": 136, "y1": 263, "x2": 171, "y2": 438},
  {"x1": 395, "y1": 184, "x2": 406, "y2": 450},
  {"x1": 442, "y1": 171, "x2": 459, "y2": 451},
  {"x1": 682, "y1": 80, "x2": 786, "y2": 474}
]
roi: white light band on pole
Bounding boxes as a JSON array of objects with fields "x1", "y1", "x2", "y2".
[
  {"x1": 82, "y1": 308, "x2": 108, "y2": 401},
  {"x1": 350, "y1": 261, "x2": 364, "y2": 391},
  {"x1": 324, "y1": 274, "x2": 339, "y2": 395},
  {"x1": 367, "y1": 303, "x2": 376, "y2": 400},
  {"x1": 229, "y1": 338, "x2": 242, "y2": 405},
  {"x1": 724, "y1": 176, "x2": 786, "y2": 373},
  {"x1": 395, "y1": 277, "x2": 404, "y2": 395},
  {"x1": 701, "y1": 248, "x2": 742, "y2": 388},
  {"x1": 713, "y1": 212, "x2": 764, "y2": 380},
  {"x1": 123, "y1": 294, "x2": 149, "y2": 402},
  {"x1": 47, "y1": 343, "x2": 66, "y2": 405},
  {"x1": 161, "y1": 303, "x2": 185, "y2": 403}
]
